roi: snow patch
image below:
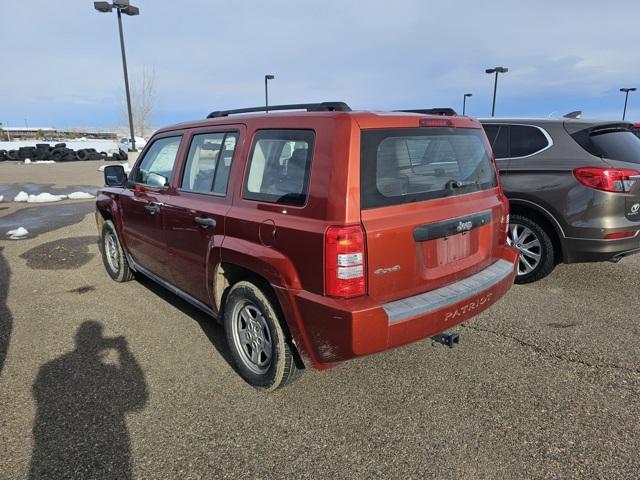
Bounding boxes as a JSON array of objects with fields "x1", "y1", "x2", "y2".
[
  {"x1": 98, "y1": 162, "x2": 131, "y2": 173},
  {"x1": 67, "y1": 191, "x2": 95, "y2": 199},
  {"x1": 33, "y1": 160, "x2": 56, "y2": 164},
  {"x1": 24, "y1": 158, "x2": 31, "y2": 164},
  {"x1": 6, "y1": 227, "x2": 29, "y2": 239},
  {"x1": 14, "y1": 191, "x2": 29, "y2": 202},
  {"x1": 0, "y1": 195, "x2": 3, "y2": 202},
  {"x1": 27, "y1": 193, "x2": 67, "y2": 203}
]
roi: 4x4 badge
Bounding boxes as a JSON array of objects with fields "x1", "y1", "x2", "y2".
[{"x1": 456, "y1": 220, "x2": 473, "y2": 232}]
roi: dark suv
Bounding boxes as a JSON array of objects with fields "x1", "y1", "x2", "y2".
[
  {"x1": 97, "y1": 102, "x2": 517, "y2": 390},
  {"x1": 481, "y1": 118, "x2": 640, "y2": 283}
]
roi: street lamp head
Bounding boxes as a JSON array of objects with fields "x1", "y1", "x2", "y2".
[
  {"x1": 122, "y1": 5, "x2": 139, "y2": 15},
  {"x1": 486, "y1": 67, "x2": 508, "y2": 74},
  {"x1": 265, "y1": 75, "x2": 275, "y2": 80},
  {"x1": 620, "y1": 87, "x2": 637, "y2": 93},
  {"x1": 93, "y1": 1, "x2": 113, "y2": 13},
  {"x1": 464, "y1": 93, "x2": 473, "y2": 98},
  {"x1": 113, "y1": 0, "x2": 130, "y2": 7}
]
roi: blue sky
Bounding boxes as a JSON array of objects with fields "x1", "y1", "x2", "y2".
[{"x1": 1, "y1": 0, "x2": 639, "y2": 129}]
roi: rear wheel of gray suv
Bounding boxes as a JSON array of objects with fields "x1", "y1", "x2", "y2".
[
  {"x1": 508, "y1": 214, "x2": 555, "y2": 284},
  {"x1": 224, "y1": 281, "x2": 300, "y2": 391}
]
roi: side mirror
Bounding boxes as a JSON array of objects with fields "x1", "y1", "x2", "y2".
[{"x1": 104, "y1": 165, "x2": 127, "y2": 187}]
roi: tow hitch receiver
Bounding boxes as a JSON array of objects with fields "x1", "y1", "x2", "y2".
[{"x1": 431, "y1": 332, "x2": 460, "y2": 348}]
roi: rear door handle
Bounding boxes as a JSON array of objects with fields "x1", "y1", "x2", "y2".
[
  {"x1": 194, "y1": 217, "x2": 216, "y2": 229},
  {"x1": 144, "y1": 203, "x2": 161, "y2": 215}
]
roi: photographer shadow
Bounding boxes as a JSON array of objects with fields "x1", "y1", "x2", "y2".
[
  {"x1": 0, "y1": 247, "x2": 11, "y2": 377},
  {"x1": 29, "y1": 321, "x2": 148, "y2": 480}
]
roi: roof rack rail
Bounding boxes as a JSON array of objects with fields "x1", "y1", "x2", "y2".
[
  {"x1": 207, "y1": 101, "x2": 351, "y2": 118},
  {"x1": 396, "y1": 108, "x2": 458, "y2": 116}
]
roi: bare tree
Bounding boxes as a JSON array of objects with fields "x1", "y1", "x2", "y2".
[{"x1": 120, "y1": 67, "x2": 156, "y2": 139}]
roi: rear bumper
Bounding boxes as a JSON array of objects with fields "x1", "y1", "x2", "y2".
[
  {"x1": 562, "y1": 234, "x2": 640, "y2": 263},
  {"x1": 278, "y1": 247, "x2": 518, "y2": 369}
]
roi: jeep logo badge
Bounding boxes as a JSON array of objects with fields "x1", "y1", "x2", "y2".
[{"x1": 456, "y1": 220, "x2": 473, "y2": 232}]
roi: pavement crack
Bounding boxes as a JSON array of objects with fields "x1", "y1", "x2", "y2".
[{"x1": 461, "y1": 324, "x2": 640, "y2": 375}]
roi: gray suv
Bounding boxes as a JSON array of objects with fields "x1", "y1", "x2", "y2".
[{"x1": 481, "y1": 118, "x2": 640, "y2": 283}]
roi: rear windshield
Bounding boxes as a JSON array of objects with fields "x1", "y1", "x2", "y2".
[
  {"x1": 360, "y1": 128, "x2": 497, "y2": 209},
  {"x1": 572, "y1": 127, "x2": 640, "y2": 164}
]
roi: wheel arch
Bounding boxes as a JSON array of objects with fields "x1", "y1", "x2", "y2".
[
  {"x1": 214, "y1": 260, "x2": 307, "y2": 369},
  {"x1": 509, "y1": 199, "x2": 564, "y2": 264}
]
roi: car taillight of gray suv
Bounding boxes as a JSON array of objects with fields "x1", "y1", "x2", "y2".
[{"x1": 481, "y1": 118, "x2": 640, "y2": 283}]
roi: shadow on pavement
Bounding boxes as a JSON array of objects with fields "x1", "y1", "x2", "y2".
[
  {"x1": 29, "y1": 321, "x2": 148, "y2": 480},
  {"x1": 0, "y1": 246, "x2": 12, "y2": 377},
  {"x1": 135, "y1": 274, "x2": 234, "y2": 367},
  {"x1": 20, "y1": 236, "x2": 98, "y2": 270}
]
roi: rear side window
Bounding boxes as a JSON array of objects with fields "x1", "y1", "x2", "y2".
[
  {"x1": 361, "y1": 128, "x2": 497, "y2": 209},
  {"x1": 133, "y1": 136, "x2": 182, "y2": 188},
  {"x1": 181, "y1": 132, "x2": 238, "y2": 195},
  {"x1": 244, "y1": 129, "x2": 314, "y2": 206},
  {"x1": 573, "y1": 128, "x2": 640, "y2": 164},
  {"x1": 509, "y1": 125, "x2": 549, "y2": 157},
  {"x1": 483, "y1": 124, "x2": 510, "y2": 159}
]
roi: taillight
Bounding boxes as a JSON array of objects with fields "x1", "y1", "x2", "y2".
[
  {"x1": 498, "y1": 194, "x2": 510, "y2": 245},
  {"x1": 574, "y1": 167, "x2": 640, "y2": 193},
  {"x1": 325, "y1": 225, "x2": 367, "y2": 298}
]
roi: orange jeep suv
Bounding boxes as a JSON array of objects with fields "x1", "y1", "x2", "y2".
[{"x1": 97, "y1": 102, "x2": 518, "y2": 390}]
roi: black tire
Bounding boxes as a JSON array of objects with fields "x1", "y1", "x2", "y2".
[
  {"x1": 76, "y1": 149, "x2": 89, "y2": 161},
  {"x1": 509, "y1": 214, "x2": 556, "y2": 284},
  {"x1": 99, "y1": 220, "x2": 134, "y2": 282},
  {"x1": 6, "y1": 150, "x2": 18, "y2": 160},
  {"x1": 224, "y1": 281, "x2": 300, "y2": 391}
]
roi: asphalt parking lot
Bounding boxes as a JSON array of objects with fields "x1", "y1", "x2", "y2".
[{"x1": 1, "y1": 162, "x2": 639, "y2": 479}]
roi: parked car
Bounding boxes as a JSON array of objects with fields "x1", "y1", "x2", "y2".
[
  {"x1": 633, "y1": 122, "x2": 640, "y2": 138},
  {"x1": 118, "y1": 136, "x2": 147, "y2": 152},
  {"x1": 97, "y1": 102, "x2": 518, "y2": 390},
  {"x1": 480, "y1": 118, "x2": 640, "y2": 283}
]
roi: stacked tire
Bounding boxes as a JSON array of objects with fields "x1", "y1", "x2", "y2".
[{"x1": 0, "y1": 143, "x2": 117, "y2": 162}]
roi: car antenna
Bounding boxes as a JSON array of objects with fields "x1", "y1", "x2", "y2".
[{"x1": 563, "y1": 111, "x2": 582, "y2": 119}]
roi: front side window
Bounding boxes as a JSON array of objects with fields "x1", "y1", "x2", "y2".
[
  {"x1": 244, "y1": 129, "x2": 314, "y2": 206},
  {"x1": 133, "y1": 136, "x2": 182, "y2": 188},
  {"x1": 361, "y1": 128, "x2": 497, "y2": 209},
  {"x1": 181, "y1": 132, "x2": 238, "y2": 195}
]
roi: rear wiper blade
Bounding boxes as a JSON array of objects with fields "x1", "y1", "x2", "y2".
[{"x1": 445, "y1": 179, "x2": 479, "y2": 190}]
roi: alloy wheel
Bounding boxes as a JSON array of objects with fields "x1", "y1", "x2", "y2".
[
  {"x1": 231, "y1": 302, "x2": 273, "y2": 375},
  {"x1": 507, "y1": 223, "x2": 542, "y2": 276},
  {"x1": 105, "y1": 231, "x2": 120, "y2": 273}
]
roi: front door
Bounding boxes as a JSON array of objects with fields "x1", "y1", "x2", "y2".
[
  {"x1": 163, "y1": 129, "x2": 241, "y2": 306},
  {"x1": 120, "y1": 134, "x2": 183, "y2": 282}
]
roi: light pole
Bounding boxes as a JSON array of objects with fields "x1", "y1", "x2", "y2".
[
  {"x1": 485, "y1": 66, "x2": 508, "y2": 117},
  {"x1": 462, "y1": 93, "x2": 473, "y2": 116},
  {"x1": 265, "y1": 75, "x2": 275, "y2": 112},
  {"x1": 94, "y1": 1, "x2": 140, "y2": 151},
  {"x1": 620, "y1": 87, "x2": 636, "y2": 121}
]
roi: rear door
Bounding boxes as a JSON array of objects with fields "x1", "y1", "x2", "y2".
[
  {"x1": 360, "y1": 125, "x2": 507, "y2": 303},
  {"x1": 163, "y1": 127, "x2": 242, "y2": 306}
]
